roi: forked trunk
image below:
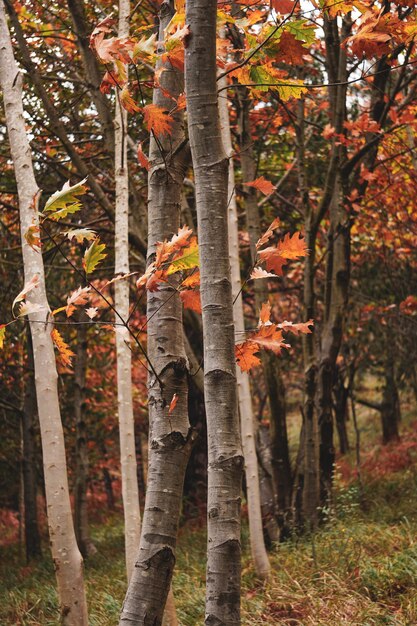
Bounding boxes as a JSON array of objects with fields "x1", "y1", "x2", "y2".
[
  {"x1": 0, "y1": 3, "x2": 88, "y2": 622},
  {"x1": 119, "y1": 2, "x2": 192, "y2": 623},
  {"x1": 114, "y1": 0, "x2": 142, "y2": 582},
  {"x1": 185, "y1": 2, "x2": 244, "y2": 622}
]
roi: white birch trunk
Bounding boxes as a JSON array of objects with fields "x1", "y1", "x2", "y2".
[
  {"x1": 114, "y1": 0, "x2": 141, "y2": 583},
  {"x1": 218, "y1": 77, "x2": 271, "y2": 579},
  {"x1": 0, "y1": 3, "x2": 88, "y2": 623}
]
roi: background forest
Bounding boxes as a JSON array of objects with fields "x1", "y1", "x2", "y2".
[{"x1": 2, "y1": 0, "x2": 417, "y2": 624}]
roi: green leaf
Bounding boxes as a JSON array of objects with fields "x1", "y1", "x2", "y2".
[
  {"x1": 83, "y1": 238, "x2": 107, "y2": 275},
  {"x1": 274, "y1": 79, "x2": 307, "y2": 101},
  {"x1": 249, "y1": 66, "x2": 273, "y2": 92},
  {"x1": 43, "y1": 178, "x2": 88, "y2": 221},
  {"x1": 286, "y1": 20, "x2": 316, "y2": 46},
  {"x1": 167, "y1": 241, "x2": 199, "y2": 274}
]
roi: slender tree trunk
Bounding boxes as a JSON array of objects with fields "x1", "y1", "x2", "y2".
[
  {"x1": 114, "y1": 0, "x2": 142, "y2": 583},
  {"x1": 22, "y1": 327, "x2": 42, "y2": 561},
  {"x1": 218, "y1": 74, "x2": 270, "y2": 578},
  {"x1": 256, "y1": 425, "x2": 280, "y2": 544},
  {"x1": 185, "y1": 2, "x2": 244, "y2": 622},
  {"x1": 0, "y1": 4, "x2": 88, "y2": 623},
  {"x1": 119, "y1": 3, "x2": 192, "y2": 623},
  {"x1": 381, "y1": 354, "x2": 401, "y2": 444},
  {"x1": 74, "y1": 317, "x2": 96, "y2": 558}
]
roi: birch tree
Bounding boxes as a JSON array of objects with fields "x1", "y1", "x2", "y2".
[
  {"x1": 218, "y1": 75, "x2": 270, "y2": 579},
  {"x1": 114, "y1": 0, "x2": 142, "y2": 582},
  {"x1": 185, "y1": 1, "x2": 244, "y2": 622},
  {"x1": 0, "y1": 2, "x2": 88, "y2": 623},
  {"x1": 119, "y1": 1, "x2": 192, "y2": 622}
]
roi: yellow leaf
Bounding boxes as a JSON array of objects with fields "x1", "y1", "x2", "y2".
[{"x1": 83, "y1": 238, "x2": 107, "y2": 275}]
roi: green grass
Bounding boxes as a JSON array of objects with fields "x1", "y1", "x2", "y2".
[{"x1": 2, "y1": 401, "x2": 417, "y2": 624}]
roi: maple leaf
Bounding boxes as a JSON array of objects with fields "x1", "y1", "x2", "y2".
[
  {"x1": 137, "y1": 142, "x2": 150, "y2": 170},
  {"x1": 257, "y1": 247, "x2": 288, "y2": 275},
  {"x1": 256, "y1": 217, "x2": 280, "y2": 249},
  {"x1": 65, "y1": 286, "x2": 90, "y2": 317},
  {"x1": 64, "y1": 228, "x2": 96, "y2": 243},
  {"x1": 235, "y1": 341, "x2": 261, "y2": 372},
  {"x1": 249, "y1": 325, "x2": 290, "y2": 354},
  {"x1": 83, "y1": 238, "x2": 107, "y2": 275},
  {"x1": 120, "y1": 87, "x2": 140, "y2": 113},
  {"x1": 271, "y1": 0, "x2": 295, "y2": 14},
  {"x1": 143, "y1": 104, "x2": 174, "y2": 137},
  {"x1": 167, "y1": 239, "x2": 199, "y2": 274},
  {"x1": 51, "y1": 328, "x2": 75, "y2": 368},
  {"x1": 244, "y1": 176, "x2": 276, "y2": 196},
  {"x1": 43, "y1": 178, "x2": 88, "y2": 221},
  {"x1": 250, "y1": 267, "x2": 278, "y2": 280},
  {"x1": 24, "y1": 225, "x2": 41, "y2": 250},
  {"x1": 0, "y1": 325, "x2": 5, "y2": 349},
  {"x1": 85, "y1": 307, "x2": 98, "y2": 319},
  {"x1": 12, "y1": 275, "x2": 40, "y2": 314},
  {"x1": 279, "y1": 319, "x2": 314, "y2": 335},
  {"x1": 276, "y1": 232, "x2": 308, "y2": 259},
  {"x1": 168, "y1": 393, "x2": 178, "y2": 415},
  {"x1": 259, "y1": 302, "x2": 272, "y2": 325},
  {"x1": 180, "y1": 289, "x2": 202, "y2": 313}
]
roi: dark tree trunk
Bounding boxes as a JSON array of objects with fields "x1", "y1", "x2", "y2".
[
  {"x1": 333, "y1": 370, "x2": 350, "y2": 455},
  {"x1": 74, "y1": 318, "x2": 96, "y2": 558},
  {"x1": 381, "y1": 357, "x2": 401, "y2": 444},
  {"x1": 22, "y1": 327, "x2": 42, "y2": 561},
  {"x1": 256, "y1": 425, "x2": 280, "y2": 545}
]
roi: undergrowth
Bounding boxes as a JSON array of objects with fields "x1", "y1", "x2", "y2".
[{"x1": 2, "y1": 406, "x2": 417, "y2": 625}]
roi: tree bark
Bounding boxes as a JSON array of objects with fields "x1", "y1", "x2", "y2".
[
  {"x1": 119, "y1": 2, "x2": 192, "y2": 623},
  {"x1": 185, "y1": 2, "x2": 244, "y2": 622},
  {"x1": 74, "y1": 316, "x2": 96, "y2": 558},
  {"x1": 22, "y1": 326, "x2": 42, "y2": 561},
  {"x1": 114, "y1": 0, "x2": 142, "y2": 583},
  {"x1": 218, "y1": 73, "x2": 270, "y2": 578},
  {"x1": 0, "y1": 3, "x2": 88, "y2": 623},
  {"x1": 381, "y1": 353, "x2": 401, "y2": 444}
]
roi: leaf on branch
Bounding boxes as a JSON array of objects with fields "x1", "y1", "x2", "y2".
[
  {"x1": 65, "y1": 286, "x2": 90, "y2": 317},
  {"x1": 137, "y1": 142, "x2": 150, "y2": 170},
  {"x1": 133, "y1": 33, "x2": 157, "y2": 62},
  {"x1": 276, "y1": 232, "x2": 308, "y2": 259},
  {"x1": 51, "y1": 328, "x2": 75, "y2": 368},
  {"x1": 25, "y1": 225, "x2": 41, "y2": 250},
  {"x1": 244, "y1": 176, "x2": 276, "y2": 196},
  {"x1": 85, "y1": 307, "x2": 98, "y2": 319},
  {"x1": 0, "y1": 325, "x2": 5, "y2": 349},
  {"x1": 168, "y1": 393, "x2": 178, "y2": 415},
  {"x1": 43, "y1": 178, "x2": 88, "y2": 221},
  {"x1": 104, "y1": 272, "x2": 138, "y2": 287},
  {"x1": 249, "y1": 325, "x2": 290, "y2": 354},
  {"x1": 143, "y1": 104, "x2": 174, "y2": 137},
  {"x1": 235, "y1": 342, "x2": 261, "y2": 372},
  {"x1": 167, "y1": 239, "x2": 199, "y2": 274},
  {"x1": 83, "y1": 238, "x2": 107, "y2": 275},
  {"x1": 279, "y1": 319, "x2": 314, "y2": 335},
  {"x1": 120, "y1": 87, "x2": 141, "y2": 113},
  {"x1": 64, "y1": 228, "x2": 96, "y2": 243},
  {"x1": 271, "y1": 0, "x2": 295, "y2": 14},
  {"x1": 180, "y1": 289, "x2": 202, "y2": 313},
  {"x1": 16, "y1": 302, "x2": 45, "y2": 318},
  {"x1": 259, "y1": 302, "x2": 272, "y2": 326},
  {"x1": 181, "y1": 270, "x2": 200, "y2": 289},
  {"x1": 12, "y1": 275, "x2": 40, "y2": 313},
  {"x1": 257, "y1": 247, "x2": 288, "y2": 276},
  {"x1": 250, "y1": 267, "x2": 278, "y2": 280},
  {"x1": 256, "y1": 217, "x2": 280, "y2": 249}
]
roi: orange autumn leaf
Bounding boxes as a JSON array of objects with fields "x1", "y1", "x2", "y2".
[
  {"x1": 271, "y1": 0, "x2": 295, "y2": 14},
  {"x1": 168, "y1": 393, "x2": 178, "y2": 415},
  {"x1": 248, "y1": 325, "x2": 290, "y2": 355},
  {"x1": 279, "y1": 319, "x2": 314, "y2": 335},
  {"x1": 51, "y1": 328, "x2": 75, "y2": 367},
  {"x1": 137, "y1": 142, "x2": 150, "y2": 170},
  {"x1": 244, "y1": 176, "x2": 276, "y2": 196},
  {"x1": 257, "y1": 247, "x2": 288, "y2": 276},
  {"x1": 143, "y1": 104, "x2": 174, "y2": 137},
  {"x1": 259, "y1": 302, "x2": 272, "y2": 325},
  {"x1": 235, "y1": 342, "x2": 261, "y2": 372},
  {"x1": 256, "y1": 217, "x2": 280, "y2": 249},
  {"x1": 120, "y1": 87, "x2": 140, "y2": 113},
  {"x1": 180, "y1": 289, "x2": 202, "y2": 313},
  {"x1": 276, "y1": 232, "x2": 308, "y2": 259}
]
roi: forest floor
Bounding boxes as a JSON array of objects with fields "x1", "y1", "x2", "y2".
[{"x1": 2, "y1": 392, "x2": 417, "y2": 625}]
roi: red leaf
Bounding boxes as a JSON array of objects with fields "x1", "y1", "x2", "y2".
[
  {"x1": 137, "y1": 142, "x2": 150, "y2": 170},
  {"x1": 244, "y1": 176, "x2": 276, "y2": 196},
  {"x1": 235, "y1": 342, "x2": 261, "y2": 372},
  {"x1": 143, "y1": 104, "x2": 174, "y2": 137},
  {"x1": 271, "y1": 0, "x2": 295, "y2": 14},
  {"x1": 257, "y1": 247, "x2": 288, "y2": 276},
  {"x1": 180, "y1": 289, "x2": 202, "y2": 313}
]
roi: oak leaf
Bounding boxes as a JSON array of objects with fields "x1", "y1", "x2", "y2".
[
  {"x1": 244, "y1": 176, "x2": 276, "y2": 196},
  {"x1": 83, "y1": 238, "x2": 107, "y2": 275},
  {"x1": 250, "y1": 267, "x2": 278, "y2": 280},
  {"x1": 137, "y1": 142, "x2": 150, "y2": 170},
  {"x1": 120, "y1": 87, "x2": 140, "y2": 113},
  {"x1": 257, "y1": 247, "x2": 288, "y2": 275},
  {"x1": 279, "y1": 319, "x2": 314, "y2": 335},
  {"x1": 276, "y1": 232, "x2": 308, "y2": 259},
  {"x1": 143, "y1": 104, "x2": 174, "y2": 137},
  {"x1": 256, "y1": 217, "x2": 280, "y2": 249},
  {"x1": 51, "y1": 328, "x2": 75, "y2": 368},
  {"x1": 235, "y1": 342, "x2": 261, "y2": 372},
  {"x1": 43, "y1": 178, "x2": 88, "y2": 221}
]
